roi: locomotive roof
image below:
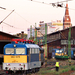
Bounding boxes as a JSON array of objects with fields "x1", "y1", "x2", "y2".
[
  {"x1": 25, "y1": 44, "x2": 40, "y2": 48},
  {"x1": 4, "y1": 43, "x2": 40, "y2": 49}
]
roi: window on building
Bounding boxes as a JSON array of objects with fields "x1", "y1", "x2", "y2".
[{"x1": 49, "y1": 47, "x2": 53, "y2": 53}]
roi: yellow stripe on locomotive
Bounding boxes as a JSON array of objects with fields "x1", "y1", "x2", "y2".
[
  {"x1": 4, "y1": 55, "x2": 27, "y2": 63},
  {"x1": 55, "y1": 53, "x2": 64, "y2": 56}
]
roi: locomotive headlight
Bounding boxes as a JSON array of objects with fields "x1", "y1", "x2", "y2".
[{"x1": 14, "y1": 44, "x2": 16, "y2": 47}]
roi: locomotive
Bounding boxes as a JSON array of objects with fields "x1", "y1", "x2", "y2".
[
  {"x1": 3, "y1": 39, "x2": 44, "y2": 74},
  {"x1": 52, "y1": 48, "x2": 75, "y2": 59}
]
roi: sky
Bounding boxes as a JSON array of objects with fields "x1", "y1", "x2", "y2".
[{"x1": 0, "y1": 0, "x2": 75, "y2": 35}]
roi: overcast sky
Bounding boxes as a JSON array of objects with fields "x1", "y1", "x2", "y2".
[{"x1": 0, "y1": 0, "x2": 75, "y2": 35}]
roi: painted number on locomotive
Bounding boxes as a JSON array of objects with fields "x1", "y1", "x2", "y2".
[{"x1": 11, "y1": 56, "x2": 20, "y2": 58}]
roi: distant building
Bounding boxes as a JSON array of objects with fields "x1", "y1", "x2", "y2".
[
  {"x1": 38, "y1": 21, "x2": 45, "y2": 37},
  {"x1": 38, "y1": 20, "x2": 63, "y2": 37},
  {"x1": 48, "y1": 20, "x2": 63, "y2": 34},
  {"x1": 27, "y1": 28, "x2": 35, "y2": 39},
  {"x1": 63, "y1": 3, "x2": 71, "y2": 29}
]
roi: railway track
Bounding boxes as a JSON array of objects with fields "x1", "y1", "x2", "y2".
[
  {"x1": 0, "y1": 59, "x2": 75, "y2": 75},
  {"x1": 0, "y1": 63, "x2": 56, "y2": 75}
]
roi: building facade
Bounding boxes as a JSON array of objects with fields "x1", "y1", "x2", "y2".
[
  {"x1": 47, "y1": 26, "x2": 75, "y2": 58},
  {"x1": 63, "y1": 3, "x2": 71, "y2": 29}
]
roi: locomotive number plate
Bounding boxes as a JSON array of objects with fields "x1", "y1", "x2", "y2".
[{"x1": 11, "y1": 56, "x2": 20, "y2": 58}]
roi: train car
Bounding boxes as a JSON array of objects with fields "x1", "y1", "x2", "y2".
[
  {"x1": 39, "y1": 48, "x2": 44, "y2": 65},
  {"x1": 53, "y1": 48, "x2": 69, "y2": 59},
  {"x1": 3, "y1": 39, "x2": 41, "y2": 74},
  {"x1": 52, "y1": 48, "x2": 57, "y2": 58},
  {"x1": 54, "y1": 48, "x2": 75, "y2": 59},
  {"x1": 52, "y1": 48, "x2": 64, "y2": 58},
  {"x1": 70, "y1": 48, "x2": 75, "y2": 59}
]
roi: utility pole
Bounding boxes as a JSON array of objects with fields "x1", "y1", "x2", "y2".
[
  {"x1": 30, "y1": 25, "x2": 32, "y2": 40},
  {"x1": 68, "y1": 27, "x2": 71, "y2": 58},
  {"x1": 34, "y1": 23, "x2": 37, "y2": 44},
  {"x1": 44, "y1": 23, "x2": 47, "y2": 67}
]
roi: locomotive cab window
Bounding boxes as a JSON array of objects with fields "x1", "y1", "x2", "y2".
[
  {"x1": 37, "y1": 48, "x2": 39, "y2": 53},
  {"x1": 16, "y1": 48, "x2": 25, "y2": 54},
  {"x1": 35, "y1": 49, "x2": 37, "y2": 53},
  {"x1": 30, "y1": 48, "x2": 39, "y2": 54},
  {"x1": 5, "y1": 48, "x2": 14, "y2": 54},
  {"x1": 32, "y1": 48, "x2": 34, "y2": 54},
  {"x1": 30, "y1": 48, "x2": 35, "y2": 54}
]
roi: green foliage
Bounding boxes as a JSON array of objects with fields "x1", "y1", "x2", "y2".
[
  {"x1": 61, "y1": 69, "x2": 69, "y2": 73},
  {"x1": 60, "y1": 65, "x2": 69, "y2": 69},
  {"x1": 71, "y1": 67, "x2": 75, "y2": 71}
]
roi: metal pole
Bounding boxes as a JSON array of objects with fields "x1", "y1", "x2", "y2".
[
  {"x1": 35, "y1": 23, "x2": 37, "y2": 44},
  {"x1": 30, "y1": 25, "x2": 32, "y2": 40},
  {"x1": 68, "y1": 27, "x2": 71, "y2": 58},
  {"x1": 44, "y1": 23, "x2": 47, "y2": 67}
]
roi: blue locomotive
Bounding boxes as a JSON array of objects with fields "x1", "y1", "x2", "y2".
[
  {"x1": 3, "y1": 39, "x2": 44, "y2": 74},
  {"x1": 52, "y1": 48, "x2": 75, "y2": 59}
]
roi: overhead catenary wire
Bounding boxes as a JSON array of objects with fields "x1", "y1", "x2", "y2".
[
  {"x1": 3, "y1": 22, "x2": 27, "y2": 31},
  {"x1": 29, "y1": 0, "x2": 75, "y2": 10},
  {"x1": 0, "y1": 0, "x2": 74, "y2": 36},
  {"x1": 27, "y1": 0, "x2": 75, "y2": 37},
  {"x1": 0, "y1": 9, "x2": 33, "y2": 31},
  {"x1": 14, "y1": 11, "x2": 45, "y2": 36},
  {"x1": 0, "y1": 6, "x2": 6, "y2": 10},
  {"x1": 0, "y1": 10, "x2": 15, "y2": 24},
  {"x1": 14, "y1": 11, "x2": 34, "y2": 25},
  {"x1": 0, "y1": 9, "x2": 26, "y2": 31}
]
